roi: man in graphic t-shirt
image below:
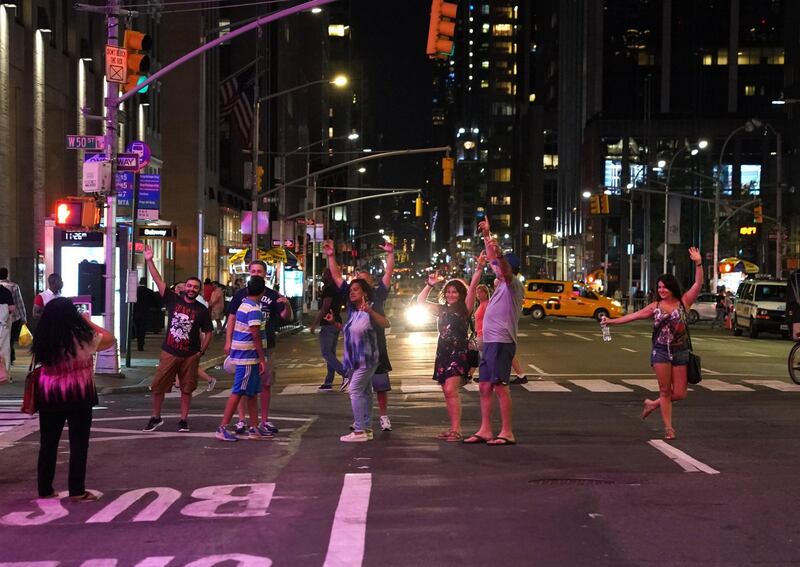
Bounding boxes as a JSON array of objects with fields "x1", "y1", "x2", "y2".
[{"x1": 142, "y1": 247, "x2": 213, "y2": 433}]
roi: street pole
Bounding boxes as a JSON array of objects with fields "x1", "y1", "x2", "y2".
[
  {"x1": 98, "y1": 0, "x2": 120, "y2": 375},
  {"x1": 628, "y1": 192, "x2": 634, "y2": 293},
  {"x1": 250, "y1": 68, "x2": 261, "y2": 261},
  {"x1": 311, "y1": 176, "x2": 318, "y2": 307},
  {"x1": 124, "y1": 173, "x2": 140, "y2": 368},
  {"x1": 776, "y1": 131, "x2": 783, "y2": 279}
]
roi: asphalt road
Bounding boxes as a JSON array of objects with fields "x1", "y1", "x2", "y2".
[{"x1": 0, "y1": 314, "x2": 798, "y2": 566}]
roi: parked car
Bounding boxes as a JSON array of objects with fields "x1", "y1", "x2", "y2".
[
  {"x1": 687, "y1": 292, "x2": 719, "y2": 324},
  {"x1": 522, "y1": 280, "x2": 624, "y2": 321},
  {"x1": 732, "y1": 279, "x2": 788, "y2": 338}
]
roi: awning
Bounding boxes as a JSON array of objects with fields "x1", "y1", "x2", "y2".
[{"x1": 719, "y1": 257, "x2": 759, "y2": 274}]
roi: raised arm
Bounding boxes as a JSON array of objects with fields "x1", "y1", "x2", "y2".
[
  {"x1": 360, "y1": 299, "x2": 390, "y2": 329},
  {"x1": 604, "y1": 302, "x2": 657, "y2": 326},
  {"x1": 143, "y1": 246, "x2": 166, "y2": 296},
  {"x1": 323, "y1": 240, "x2": 344, "y2": 288},
  {"x1": 466, "y1": 252, "x2": 486, "y2": 310},
  {"x1": 480, "y1": 217, "x2": 512, "y2": 284},
  {"x1": 417, "y1": 271, "x2": 442, "y2": 314},
  {"x1": 682, "y1": 247, "x2": 704, "y2": 308},
  {"x1": 380, "y1": 241, "x2": 395, "y2": 289}
]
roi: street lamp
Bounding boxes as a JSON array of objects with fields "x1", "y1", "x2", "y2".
[{"x1": 663, "y1": 140, "x2": 707, "y2": 272}]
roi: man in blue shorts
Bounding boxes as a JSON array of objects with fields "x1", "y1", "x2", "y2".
[
  {"x1": 463, "y1": 216, "x2": 523, "y2": 446},
  {"x1": 216, "y1": 277, "x2": 272, "y2": 441}
]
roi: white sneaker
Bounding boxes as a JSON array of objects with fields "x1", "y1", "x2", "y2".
[
  {"x1": 380, "y1": 416, "x2": 392, "y2": 431},
  {"x1": 206, "y1": 377, "x2": 217, "y2": 392},
  {"x1": 340, "y1": 431, "x2": 369, "y2": 443}
]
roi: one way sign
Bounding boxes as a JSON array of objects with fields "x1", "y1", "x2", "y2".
[{"x1": 116, "y1": 153, "x2": 140, "y2": 171}]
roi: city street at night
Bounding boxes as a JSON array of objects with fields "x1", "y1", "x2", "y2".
[{"x1": 1, "y1": 315, "x2": 799, "y2": 566}]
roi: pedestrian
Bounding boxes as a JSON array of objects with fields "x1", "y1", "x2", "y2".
[
  {"x1": 209, "y1": 281, "x2": 225, "y2": 335},
  {"x1": 33, "y1": 273, "x2": 63, "y2": 324},
  {"x1": 468, "y1": 283, "x2": 491, "y2": 381},
  {"x1": 305, "y1": 282, "x2": 313, "y2": 311},
  {"x1": 203, "y1": 278, "x2": 214, "y2": 304},
  {"x1": 141, "y1": 247, "x2": 214, "y2": 433},
  {"x1": 215, "y1": 276, "x2": 272, "y2": 441},
  {"x1": 323, "y1": 239, "x2": 397, "y2": 431},
  {"x1": 311, "y1": 269, "x2": 346, "y2": 391},
  {"x1": 0, "y1": 281, "x2": 15, "y2": 376},
  {"x1": 463, "y1": 216, "x2": 523, "y2": 446},
  {"x1": 0, "y1": 267, "x2": 27, "y2": 365},
  {"x1": 417, "y1": 259, "x2": 483, "y2": 442},
  {"x1": 711, "y1": 292, "x2": 726, "y2": 329},
  {"x1": 224, "y1": 260, "x2": 293, "y2": 436},
  {"x1": 132, "y1": 277, "x2": 156, "y2": 351},
  {"x1": 334, "y1": 277, "x2": 391, "y2": 442},
  {"x1": 490, "y1": 276, "x2": 528, "y2": 384},
  {"x1": 32, "y1": 297, "x2": 115, "y2": 501},
  {"x1": 602, "y1": 247, "x2": 704, "y2": 440}
]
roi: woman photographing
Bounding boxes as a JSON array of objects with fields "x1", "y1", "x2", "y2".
[
  {"x1": 32, "y1": 298, "x2": 115, "y2": 500},
  {"x1": 603, "y1": 247, "x2": 704, "y2": 440}
]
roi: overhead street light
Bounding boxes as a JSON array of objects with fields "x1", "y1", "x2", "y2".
[{"x1": 663, "y1": 140, "x2": 707, "y2": 272}]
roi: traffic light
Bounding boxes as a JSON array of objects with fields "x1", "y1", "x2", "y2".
[
  {"x1": 754, "y1": 204, "x2": 763, "y2": 224},
  {"x1": 54, "y1": 197, "x2": 98, "y2": 229},
  {"x1": 416, "y1": 195, "x2": 424, "y2": 217},
  {"x1": 601, "y1": 194, "x2": 610, "y2": 214},
  {"x1": 122, "y1": 30, "x2": 152, "y2": 94},
  {"x1": 590, "y1": 195, "x2": 601, "y2": 215},
  {"x1": 442, "y1": 157, "x2": 454, "y2": 185},
  {"x1": 256, "y1": 166, "x2": 265, "y2": 191},
  {"x1": 426, "y1": 0, "x2": 458, "y2": 60}
]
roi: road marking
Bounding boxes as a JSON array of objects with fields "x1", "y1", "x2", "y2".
[
  {"x1": 701, "y1": 367, "x2": 721, "y2": 375},
  {"x1": 697, "y1": 379, "x2": 754, "y2": 392},
  {"x1": 400, "y1": 381, "x2": 441, "y2": 394},
  {"x1": 521, "y1": 381, "x2": 571, "y2": 392},
  {"x1": 648, "y1": 440, "x2": 720, "y2": 474},
  {"x1": 386, "y1": 335, "x2": 396, "y2": 339},
  {"x1": 570, "y1": 380, "x2": 632, "y2": 392},
  {"x1": 527, "y1": 364, "x2": 549, "y2": 375},
  {"x1": 742, "y1": 351, "x2": 770, "y2": 358},
  {"x1": 563, "y1": 332, "x2": 593, "y2": 342},
  {"x1": 621, "y1": 334, "x2": 636, "y2": 338},
  {"x1": 323, "y1": 473, "x2": 372, "y2": 567},
  {"x1": 744, "y1": 380, "x2": 800, "y2": 392},
  {"x1": 517, "y1": 332, "x2": 528, "y2": 337},
  {"x1": 210, "y1": 388, "x2": 233, "y2": 398},
  {"x1": 541, "y1": 332, "x2": 557, "y2": 337},
  {"x1": 621, "y1": 347, "x2": 637, "y2": 353},
  {"x1": 280, "y1": 384, "x2": 329, "y2": 395},
  {"x1": 622, "y1": 379, "x2": 660, "y2": 391},
  {"x1": 463, "y1": 382, "x2": 479, "y2": 392}
]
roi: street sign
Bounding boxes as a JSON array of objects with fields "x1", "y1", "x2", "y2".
[
  {"x1": 137, "y1": 173, "x2": 161, "y2": 220},
  {"x1": 66, "y1": 135, "x2": 105, "y2": 151},
  {"x1": 105, "y1": 45, "x2": 128, "y2": 84},
  {"x1": 116, "y1": 153, "x2": 140, "y2": 172},
  {"x1": 115, "y1": 172, "x2": 134, "y2": 207},
  {"x1": 126, "y1": 140, "x2": 151, "y2": 171},
  {"x1": 768, "y1": 232, "x2": 789, "y2": 241}
]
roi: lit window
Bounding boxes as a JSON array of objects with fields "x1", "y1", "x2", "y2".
[
  {"x1": 481, "y1": 60, "x2": 489, "y2": 69},
  {"x1": 480, "y1": 80, "x2": 489, "y2": 88},
  {"x1": 495, "y1": 42, "x2": 516, "y2": 54},
  {"x1": 717, "y1": 48, "x2": 728, "y2": 65},
  {"x1": 494, "y1": 214, "x2": 512, "y2": 227},
  {"x1": 496, "y1": 81, "x2": 515, "y2": 95},
  {"x1": 328, "y1": 127, "x2": 334, "y2": 138},
  {"x1": 482, "y1": 23, "x2": 490, "y2": 33},
  {"x1": 702, "y1": 53, "x2": 713, "y2": 66},
  {"x1": 529, "y1": 93, "x2": 536, "y2": 102},
  {"x1": 745, "y1": 85, "x2": 756, "y2": 96},
  {"x1": 543, "y1": 154, "x2": 559, "y2": 169},
  {"x1": 493, "y1": 23, "x2": 513, "y2": 36},
  {"x1": 481, "y1": 3, "x2": 490, "y2": 15},
  {"x1": 491, "y1": 168, "x2": 512, "y2": 182},
  {"x1": 328, "y1": 24, "x2": 348, "y2": 37}
]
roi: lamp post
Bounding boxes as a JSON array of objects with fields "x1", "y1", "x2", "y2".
[{"x1": 663, "y1": 140, "x2": 707, "y2": 273}]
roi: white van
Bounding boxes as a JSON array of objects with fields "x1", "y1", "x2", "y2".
[{"x1": 732, "y1": 279, "x2": 788, "y2": 338}]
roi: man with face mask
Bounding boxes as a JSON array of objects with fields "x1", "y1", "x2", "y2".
[{"x1": 142, "y1": 247, "x2": 213, "y2": 433}]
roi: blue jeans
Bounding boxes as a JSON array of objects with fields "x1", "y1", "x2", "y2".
[
  {"x1": 319, "y1": 325, "x2": 345, "y2": 386},
  {"x1": 349, "y1": 365, "x2": 378, "y2": 432}
]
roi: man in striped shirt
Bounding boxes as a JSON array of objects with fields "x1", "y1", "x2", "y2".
[{"x1": 216, "y1": 277, "x2": 271, "y2": 441}]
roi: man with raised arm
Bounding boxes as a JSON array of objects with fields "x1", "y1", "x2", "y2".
[
  {"x1": 463, "y1": 216, "x2": 523, "y2": 446},
  {"x1": 323, "y1": 239, "x2": 396, "y2": 431},
  {"x1": 142, "y1": 246, "x2": 213, "y2": 433}
]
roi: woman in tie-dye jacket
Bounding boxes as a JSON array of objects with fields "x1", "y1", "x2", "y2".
[{"x1": 31, "y1": 298, "x2": 114, "y2": 501}]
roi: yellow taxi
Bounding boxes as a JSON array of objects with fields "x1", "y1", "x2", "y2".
[{"x1": 521, "y1": 279, "x2": 624, "y2": 321}]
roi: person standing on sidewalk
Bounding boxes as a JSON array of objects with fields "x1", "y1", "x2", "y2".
[
  {"x1": 32, "y1": 274, "x2": 63, "y2": 325},
  {"x1": 0, "y1": 283, "x2": 14, "y2": 377},
  {"x1": 142, "y1": 246, "x2": 213, "y2": 433},
  {"x1": 463, "y1": 217, "x2": 523, "y2": 446},
  {"x1": 215, "y1": 277, "x2": 272, "y2": 441},
  {"x1": 0, "y1": 268, "x2": 26, "y2": 365},
  {"x1": 311, "y1": 269, "x2": 346, "y2": 391},
  {"x1": 33, "y1": 298, "x2": 115, "y2": 501},
  {"x1": 224, "y1": 260, "x2": 293, "y2": 436}
]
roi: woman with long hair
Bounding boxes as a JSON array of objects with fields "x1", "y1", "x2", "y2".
[
  {"x1": 468, "y1": 283, "x2": 491, "y2": 381},
  {"x1": 333, "y1": 278, "x2": 390, "y2": 442},
  {"x1": 418, "y1": 258, "x2": 483, "y2": 441},
  {"x1": 31, "y1": 298, "x2": 115, "y2": 501},
  {"x1": 603, "y1": 247, "x2": 704, "y2": 440}
]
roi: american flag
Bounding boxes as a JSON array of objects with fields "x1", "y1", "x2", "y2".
[{"x1": 219, "y1": 75, "x2": 253, "y2": 147}]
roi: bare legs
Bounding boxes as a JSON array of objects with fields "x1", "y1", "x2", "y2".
[
  {"x1": 441, "y1": 376, "x2": 462, "y2": 434},
  {"x1": 644, "y1": 363, "x2": 688, "y2": 438},
  {"x1": 470, "y1": 381, "x2": 514, "y2": 443}
]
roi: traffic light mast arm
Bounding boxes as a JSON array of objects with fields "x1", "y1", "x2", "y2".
[
  {"x1": 285, "y1": 190, "x2": 419, "y2": 220},
  {"x1": 719, "y1": 198, "x2": 777, "y2": 229},
  {"x1": 115, "y1": 0, "x2": 336, "y2": 106}
]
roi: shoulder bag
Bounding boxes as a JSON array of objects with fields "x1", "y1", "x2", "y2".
[
  {"x1": 466, "y1": 316, "x2": 480, "y2": 369},
  {"x1": 21, "y1": 356, "x2": 40, "y2": 415},
  {"x1": 681, "y1": 301, "x2": 702, "y2": 384}
]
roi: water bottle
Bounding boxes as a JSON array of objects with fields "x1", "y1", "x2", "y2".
[{"x1": 601, "y1": 319, "x2": 612, "y2": 342}]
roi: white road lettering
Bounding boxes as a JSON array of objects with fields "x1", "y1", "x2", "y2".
[
  {"x1": 0, "y1": 495, "x2": 70, "y2": 526},
  {"x1": 181, "y1": 484, "x2": 275, "y2": 518},
  {"x1": 184, "y1": 554, "x2": 271, "y2": 567},
  {"x1": 649, "y1": 440, "x2": 720, "y2": 474},
  {"x1": 86, "y1": 487, "x2": 181, "y2": 523}
]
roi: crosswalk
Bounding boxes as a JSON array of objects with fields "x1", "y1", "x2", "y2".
[{"x1": 0, "y1": 400, "x2": 34, "y2": 434}]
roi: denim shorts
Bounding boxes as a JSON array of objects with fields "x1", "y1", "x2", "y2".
[{"x1": 650, "y1": 343, "x2": 690, "y2": 366}]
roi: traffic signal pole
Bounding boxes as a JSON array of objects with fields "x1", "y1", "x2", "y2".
[{"x1": 93, "y1": 0, "x2": 335, "y2": 375}]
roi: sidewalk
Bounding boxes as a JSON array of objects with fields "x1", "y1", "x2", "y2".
[{"x1": 0, "y1": 323, "x2": 304, "y2": 398}]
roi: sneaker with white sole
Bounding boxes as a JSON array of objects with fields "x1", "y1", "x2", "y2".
[
  {"x1": 340, "y1": 431, "x2": 370, "y2": 443},
  {"x1": 248, "y1": 426, "x2": 274, "y2": 440},
  {"x1": 380, "y1": 416, "x2": 392, "y2": 431},
  {"x1": 142, "y1": 417, "x2": 164, "y2": 432},
  {"x1": 177, "y1": 419, "x2": 190, "y2": 432},
  {"x1": 317, "y1": 384, "x2": 333, "y2": 392},
  {"x1": 206, "y1": 377, "x2": 217, "y2": 392},
  {"x1": 261, "y1": 421, "x2": 279, "y2": 434},
  {"x1": 234, "y1": 421, "x2": 247, "y2": 435},
  {"x1": 215, "y1": 426, "x2": 238, "y2": 442}
]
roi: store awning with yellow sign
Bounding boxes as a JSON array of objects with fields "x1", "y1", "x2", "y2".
[{"x1": 719, "y1": 257, "x2": 759, "y2": 274}]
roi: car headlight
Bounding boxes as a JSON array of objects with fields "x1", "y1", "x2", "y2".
[
  {"x1": 611, "y1": 300, "x2": 622, "y2": 307},
  {"x1": 406, "y1": 304, "x2": 431, "y2": 327}
]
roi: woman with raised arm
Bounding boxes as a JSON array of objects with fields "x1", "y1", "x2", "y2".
[
  {"x1": 603, "y1": 247, "x2": 704, "y2": 440},
  {"x1": 417, "y1": 256, "x2": 484, "y2": 442}
]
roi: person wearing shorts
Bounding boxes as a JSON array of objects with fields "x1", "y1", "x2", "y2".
[
  {"x1": 463, "y1": 217, "x2": 523, "y2": 446},
  {"x1": 142, "y1": 247, "x2": 213, "y2": 433},
  {"x1": 216, "y1": 277, "x2": 271, "y2": 441}
]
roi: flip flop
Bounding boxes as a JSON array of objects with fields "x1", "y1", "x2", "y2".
[
  {"x1": 487, "y1": 436, "x2": 516, "y2": 446},
  {"x1": 462, "y1": 434, "x2": 490, "y2": 444}
]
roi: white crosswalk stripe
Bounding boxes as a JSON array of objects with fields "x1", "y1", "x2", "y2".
[
  {"x1": 697, "y1": 379, "x2": 754, "y2": 392},
  {"x1": 0, "y1": 406, "x2": 36, "y2": 434},
  {"x1": 571, "y1": 380, "x2": 632, "y2": 392},
  {"x1": 744, "y1": 380, "x2": 800, "y2": 392},
  {"x1": 622, "y1": 379, "x2": 660, "y2": 392},
  {"x1": 521, "y1": 381, "x2": 571, "y2": 392}
]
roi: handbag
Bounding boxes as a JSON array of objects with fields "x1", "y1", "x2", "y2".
[
  {"x1": 21, "y1": 356, "x2": 40, "y2": 415},
  {"x1": 466, "y1": 317, "x2": 480, "y2": 368},
  {"x1": 18, "y1": 323, "x2": 32, "y2": 348},
  {"x1": 682, "y1": 301, "x2": 702, "y2": 385}
]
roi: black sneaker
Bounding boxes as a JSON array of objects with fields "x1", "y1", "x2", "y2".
[
  {"x1": 510, "y1": 375, "x2": 529, "y2": 385},
  {"x1": 142, "y1": 417, "x2": 164, "y2": 432},
  {"x1": 318, "y1": 384, "x2": 333, "y2": 392},
  {"x1": 177, "y1": 419, "x2": 190, "y2": 432}
]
